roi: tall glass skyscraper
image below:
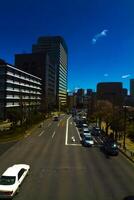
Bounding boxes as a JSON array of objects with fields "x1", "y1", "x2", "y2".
[{"x1": 32, "y1": 36, "x2": 68, "y2": 109}]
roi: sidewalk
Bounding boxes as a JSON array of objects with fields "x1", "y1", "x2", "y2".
[
  {"x1": 118, "y1": 138, "x2": 134, "y2": 162},
  {"x1": 0, "y1": 117, "x2": 51, "y2": 143},
  {"x1": 101, "y1": 121, "x2": 134, "y2": 162}
]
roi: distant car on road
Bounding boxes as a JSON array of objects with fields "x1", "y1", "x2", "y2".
[
  {"x1": 0, "y1": 164, "x2": 30, "y2": 199},
  {"x1": 82, "y1": 135, "x2": 94, "y2": 147},
  {"x1": 82, "y1": 124, "x2": 88, "y2": 129},
  {"x1": 53, "y1": 116, "x2": 59, "y2": 121},
  {"x1": 92, "y1": 127, "x2": 101, "y2": 136},
  {"x1": 81, "y1": 128, "x2": 91, "y2": 138},
  {"x1": 101, "y1": 141, "x2": 119, "y2": 156}
]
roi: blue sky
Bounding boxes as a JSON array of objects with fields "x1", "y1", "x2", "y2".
[{"x1": 0, "y1": 0, "x2": 134, "y2": 92}]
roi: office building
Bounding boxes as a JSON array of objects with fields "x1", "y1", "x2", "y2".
[
  {"x1": 67, "y1": 92, "x2": 77, "y2": 111},
  {"x1": 87, "y1": 89, "x2": 93, "y2": 96},
  {"x1": 0, "y1": 59, "x2": 42, "y2": 120},
  {"x1": 122, "y1": 88, "x2": 128, "y2": 97},
  {"x1": 76, "y1": 89, "x2": 85, "y2": 108},
  {"x1": 130, "y1": 79, "x2": 134, "y2": 97},
  {"x1": 32, "y1": 36, "x2": 68, "y2": 108},
  {"x1": 97, "y1": 82, "x2": 123, "y2": 106},
  {"x1": 15, "y1": 53, "x2": 56, "y2": 112}
]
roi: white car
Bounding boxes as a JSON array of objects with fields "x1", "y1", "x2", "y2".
[
  {"x1": 0, "y1": 164, "x2": 30, "y2": 199},
  {"x1": 83, "y1": 128, "x2": 91, "y2": 136},
  {"x1": 82, "y1": 124, "x2": 88, "y2": 129},
  {"x1": 82, "y1": 135, "x2": 94, "y2": 147}
]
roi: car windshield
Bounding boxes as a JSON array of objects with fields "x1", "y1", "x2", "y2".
[
  {"x1": 0, "y1": 176, "x2": 16, "y2": 185},
  {"x1": 85, "y1": 136, "x2": 92, "y2": 140},
  {"x1": 84, "y1": 131, "x2": 89, "y2": 133}
]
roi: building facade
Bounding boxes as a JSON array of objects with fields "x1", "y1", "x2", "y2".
[
  {"x1": 32, "y1": 36, "x2": 68, "y2": 108},
  {"x1": 0, "y1": 60, "x2": 42, "y2": 120},
  {"x1": 130, "y1": 79, "x2": 134, "y2": 97},
  {"x1": 97, "y1": 82, "x2": 123, "y2": 106},
  {"x1": 76, "y1": 89, "x2": 85, "y2": 108},
  {"x1": 15, "y1": 53, "x2": 56, "y2": 112},
  {"x1": 67, "y1": 92, "x2": 77, "y2": 111}
]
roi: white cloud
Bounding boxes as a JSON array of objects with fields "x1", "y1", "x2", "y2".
[
  {"x1": 104, "y1": 73, "x2": 109, "y2": 77},
  {"x1": 122, "y1": 74, "x2": 131, "y2": 79},
  {"x1": 74, "y1": 87, "x2": 80, "y2": 92},
  {"x1": 92, "y1": 29, "x2": 108, "y2": 44},
  {"x1": 92, "y1": 38, "x2": 97, "y2": 44},
  {"x1": 75, "y1": 87, "x2": 79, "y2": 90},
  {"x1": 101, "y1": 30, "x2": 108, "y2": 36}
]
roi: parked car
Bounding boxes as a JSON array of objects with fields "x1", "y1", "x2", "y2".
[
  {"x1": 82, "y1": 135, "x2": 94, "y2": 147},
  {"x1": 0, "y1": 164, "x2": 30, "y2": 199},
  {"x1": 81, "y1": 128, "x2": 91, "y2": 138},
  {"x1": 92, "y1": 127, "x2": 101, "y2": 136},
  {"x1": 82, "y1": 124, "x2": 88, "y2": 129}
]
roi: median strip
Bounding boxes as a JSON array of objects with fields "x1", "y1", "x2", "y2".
[
  {"x1": 76, "y1": 127, "x2": 82, "y2": 141},
  {"x1": 65, "y1": 116, "x2": 72, "y2": 145}
]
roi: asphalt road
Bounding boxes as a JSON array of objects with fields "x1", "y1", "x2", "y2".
[{"x1": 0, "y1": 115, "x2": 134, "y2": 200}]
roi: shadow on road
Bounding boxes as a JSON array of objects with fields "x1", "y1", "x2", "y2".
[
  {"x1": 0, "y1": 141, "x2": 17, "y2": 157},
  {"x1": 123, "y1": 196, "x2": 134, "y2": 200}
]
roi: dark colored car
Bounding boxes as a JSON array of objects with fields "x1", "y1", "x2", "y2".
[
  {"x1": 102, "y1": 141, "x2": 119, "y2": 156},
  {"x1": 91, "y1": 127, "x2": 101, "y2": 136}
]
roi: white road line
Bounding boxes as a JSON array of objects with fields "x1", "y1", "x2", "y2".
[
  {"x1": 52, "y1": 131, "x2": 56, "y2": 139},
  {"x1": 39, "y1": 131, "x2": 44, "y2": 137},
  {"x1": 76, "y1": 127, "x2": 82, "y2": 141},
  {"x1": 66, "y1": 143, "x2": 81, "y2": 146},
  {"x1": 65, "y1": 116, "x2": 72, "y2": 145}
]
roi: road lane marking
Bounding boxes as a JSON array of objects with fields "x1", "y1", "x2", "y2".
[
  {"x1": 66, "y1": 143, "x2": 81, "y2": 146},
  {"x1": 76, "y1": 127, "x2": 82, "y2": 141},
  {"x1": 48, "y1": 123, "x2": 51, "y2": 127},
  {"x1": 39, "y1": 131, "x2": 44, "y2": 137},
  {"x1": 65, "y1": 116, "x2": 72, "y2": 145},
  {"x1": 52, "y1": 131, "x2": 56, "y2": 139}
]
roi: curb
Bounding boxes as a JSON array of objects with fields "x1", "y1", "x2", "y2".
[{"x1": 119, "y1": 148, "x2": 134, "y2": 163}]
